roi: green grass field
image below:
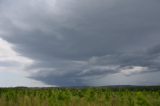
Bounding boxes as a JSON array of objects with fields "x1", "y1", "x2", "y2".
[{"x1": 0, "y1": 87, "x2": 160, "y2": 106}]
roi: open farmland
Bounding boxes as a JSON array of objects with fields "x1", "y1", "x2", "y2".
[{"x1": 0, "y1": 86, "x2": 160, "y2": 106}]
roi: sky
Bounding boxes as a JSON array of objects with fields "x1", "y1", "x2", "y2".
[{"x1": 0, "y1": 0, "x2": 160, "y2": 87}]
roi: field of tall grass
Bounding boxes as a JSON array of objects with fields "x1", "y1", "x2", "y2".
[{"x1": 0, "y1": 87, "x2": 160, "y2": 106}]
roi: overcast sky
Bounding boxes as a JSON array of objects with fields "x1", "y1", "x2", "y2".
[{"x1": 0, "y1": 0, "x2": 160, "y2": 87}]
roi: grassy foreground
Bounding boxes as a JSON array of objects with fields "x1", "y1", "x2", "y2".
[{"x1": 0, "y1": 87, "x2": 160, "y2": 106}]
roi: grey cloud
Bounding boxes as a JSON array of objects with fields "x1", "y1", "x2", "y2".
[
  {"x1": 0, "y1": 0, "x2": 160, "y2": 86},
  {"x1": 29, "y1": 46, "x2": 160, "y2": 86},
  {"x1": 0, "y1": 61, "x2": 19, "y2": 67}
]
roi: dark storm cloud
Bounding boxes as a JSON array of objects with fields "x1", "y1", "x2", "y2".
[
  {"x1": 0, "y1": 0, "x2": 160, "y2": 86},
  {"x1": 29, "y1": 46, "x2": 160, "y2": 86}
]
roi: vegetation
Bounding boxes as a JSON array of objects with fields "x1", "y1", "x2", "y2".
[{"x1": 0, "y1": 86, "x2": 160, "y2": 106}]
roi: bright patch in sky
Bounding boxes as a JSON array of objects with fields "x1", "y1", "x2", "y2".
[
  {"x1": 0, "y1": 38, "x2": 33, "y2": 70},
  {"x1": 0, "y1": 37, "x2": 52, "y2": 87},
  {"x1": 120, "y1": 66, "x2": 149, "y2": 76}
]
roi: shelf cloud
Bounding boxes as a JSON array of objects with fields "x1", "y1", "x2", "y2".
[{"x1": 0, "y1": 0, "x2": 160, "y2": 86}]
